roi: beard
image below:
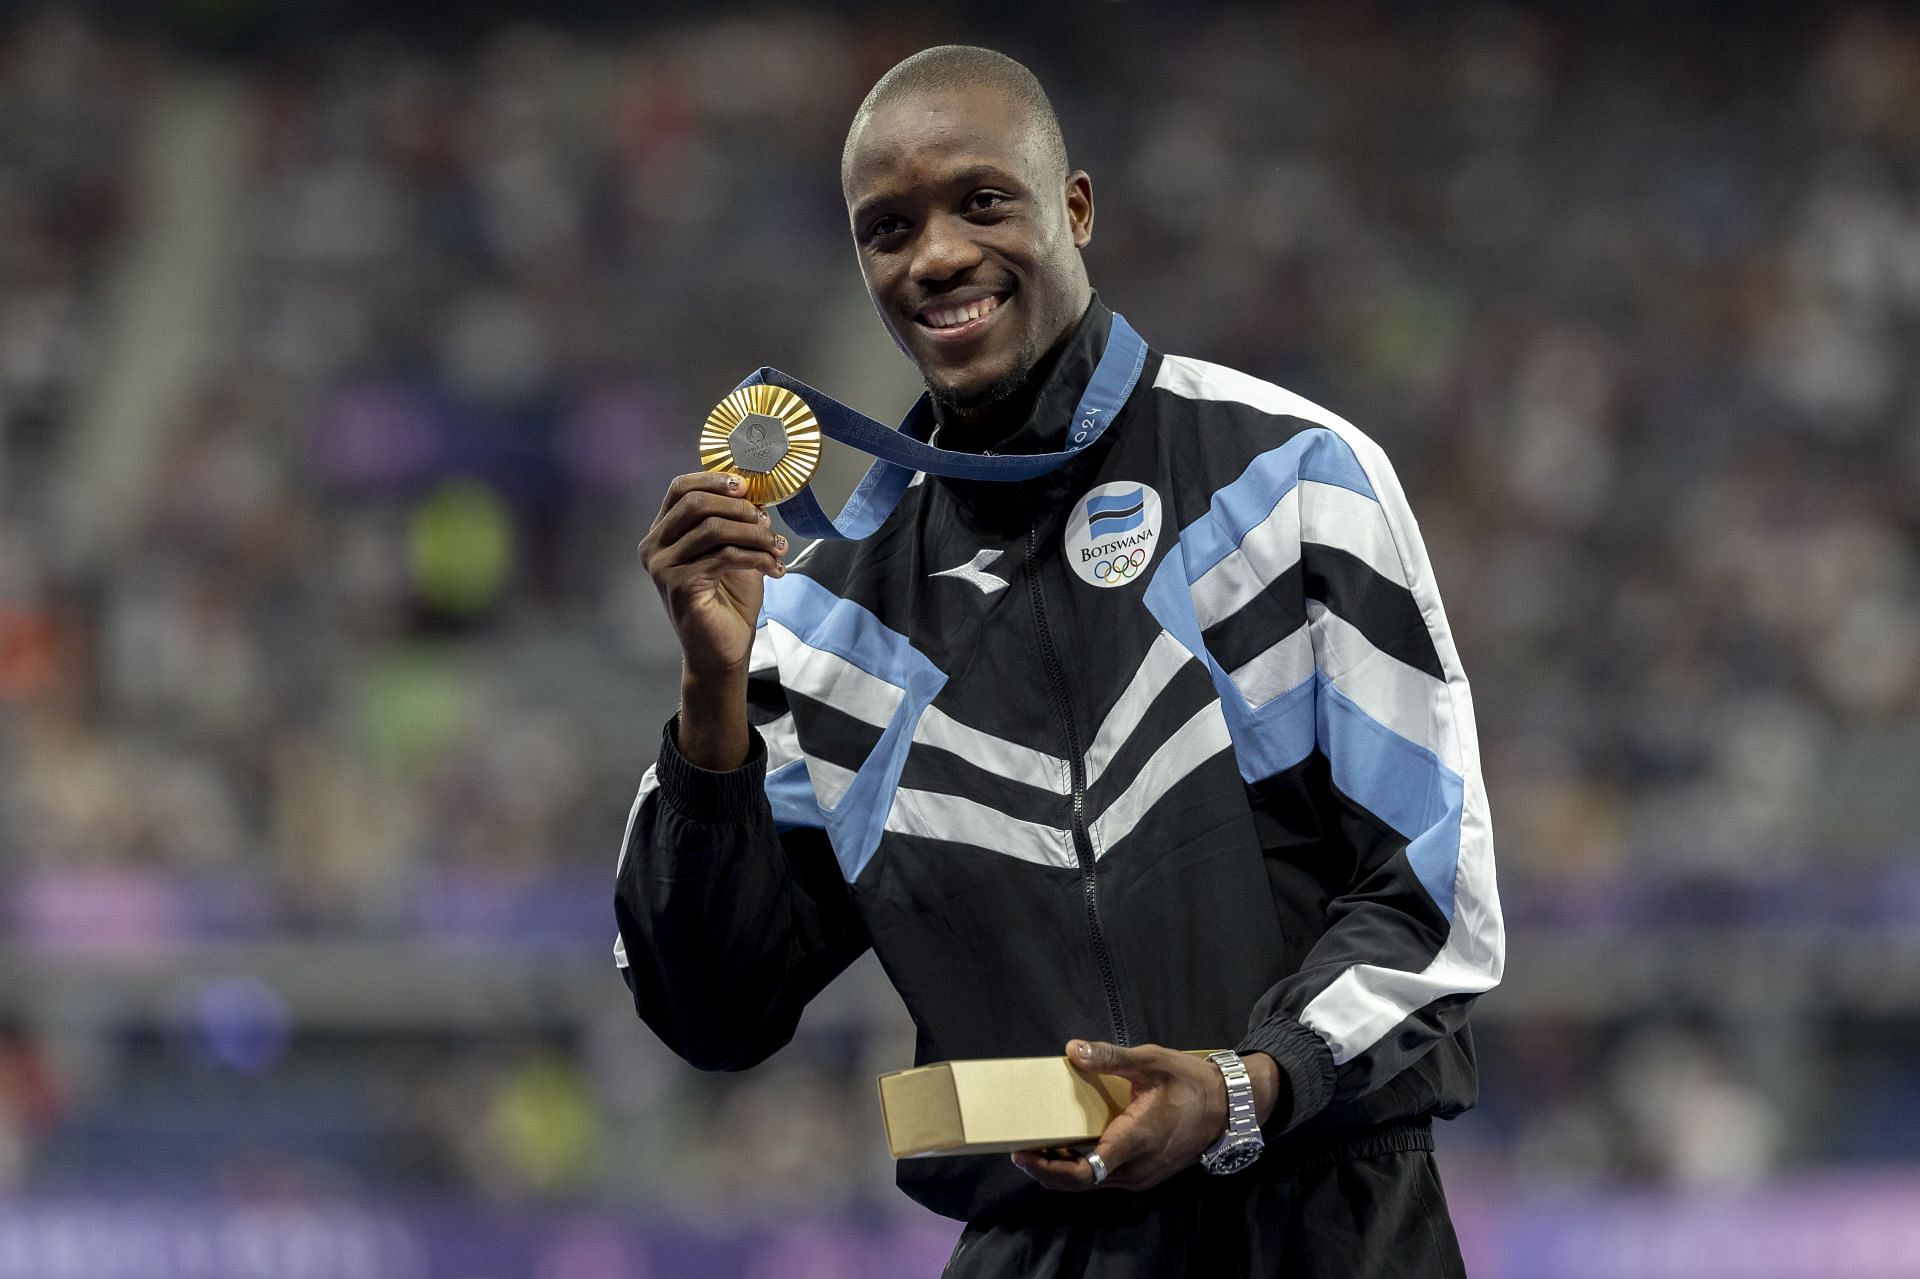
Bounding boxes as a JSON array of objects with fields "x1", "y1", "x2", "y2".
[
  {"x1": 926, "y1": 362, "x2": 1029, "y2": 417},
  {"x1": 923, "y1": 331, "x2": 1045, "y2": 426}
]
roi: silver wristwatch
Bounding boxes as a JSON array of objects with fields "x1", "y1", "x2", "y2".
[{"x1": 1200, "y1": 1050, "x2": 1265, "y2": 1175}]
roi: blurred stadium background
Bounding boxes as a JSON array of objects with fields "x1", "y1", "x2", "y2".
[{"x1": 1, "y1": 1, "x2": 1917, "y2": 1275}]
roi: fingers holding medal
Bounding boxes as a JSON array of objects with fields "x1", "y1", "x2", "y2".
[
  {"x1": 700, "y1": 384, "x2": 821, "y2": 506},
  {"x1": 638, "y1": 470, "x2": 789, "y2": 676}
]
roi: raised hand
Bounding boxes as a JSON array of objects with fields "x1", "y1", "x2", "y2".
[{"x1": 638, "y1": 472, "x2": 789, "y2": 769}]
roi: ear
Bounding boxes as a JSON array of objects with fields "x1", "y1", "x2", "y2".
[{"x1": 1064, "y1": 170, "x2": 1094, "y2": 248}]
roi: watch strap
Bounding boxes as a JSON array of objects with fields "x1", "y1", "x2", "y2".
[{"x1": 1202, "y1": 1049, "x2": 1264, "y2": 1173}]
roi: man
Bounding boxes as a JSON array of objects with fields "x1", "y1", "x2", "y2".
[{"x1": 618, "y1": 45, "x2": 1502, "y2": 1277}]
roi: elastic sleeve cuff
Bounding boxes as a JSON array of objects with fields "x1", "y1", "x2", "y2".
[
  {"x1": 1239, "y1": 1016, "x2": 1336, "y2": 1133},
  {"x1": 654, "y1": 716, "x2": 769, "y2": 824}
]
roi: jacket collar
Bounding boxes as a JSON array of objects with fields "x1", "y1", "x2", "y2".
[{"x1": 927, "y1": 294, "x2": 1115, "y2": 459}]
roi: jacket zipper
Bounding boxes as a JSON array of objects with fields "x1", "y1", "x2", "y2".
[{"x1": 1024, "y1": 523, "x2": 1132, "y2": 1046}]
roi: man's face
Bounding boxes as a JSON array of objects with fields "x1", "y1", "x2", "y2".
[{"x1": 843, "y1": 86, "x2": 1093, "y2": 412}]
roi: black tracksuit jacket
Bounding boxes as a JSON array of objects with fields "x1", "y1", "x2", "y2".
[{"x1": 615, "y1": 299, "x2": 1505, "y2": 1227}]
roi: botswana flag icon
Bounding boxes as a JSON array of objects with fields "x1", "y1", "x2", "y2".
[{"x1": 1084, "y1": 486, "x2": 1146, "y2": 536}]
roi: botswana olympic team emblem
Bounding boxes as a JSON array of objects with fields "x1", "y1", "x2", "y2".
[{"x1": 1064, "y1": 481, "x2": 1163, "y2": 589}]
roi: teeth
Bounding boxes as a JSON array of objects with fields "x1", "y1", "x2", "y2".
[{"x1": 925, "y1": 296, "x2": 998, "y2": 329}]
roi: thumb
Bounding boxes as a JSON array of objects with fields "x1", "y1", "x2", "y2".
[{"x1": 1067, "y1": 1039, "x2": 1153, "y2": 1082}]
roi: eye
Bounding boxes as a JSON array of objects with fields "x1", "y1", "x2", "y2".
[
  {"x1": 965, "y1": 190, "x2": 1011, "y2": 215},
  {"x1": 864, "y1": 214, "x2": 908, "y2": 243}
]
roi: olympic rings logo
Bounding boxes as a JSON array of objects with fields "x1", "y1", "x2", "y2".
[{"x1": 1093, "y1": 548, "x2": 1149, "y2": 584}]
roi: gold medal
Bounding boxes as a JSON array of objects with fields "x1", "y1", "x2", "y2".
[{"x1": 699, "y1": 384, "x2": 821, "y2": 506}]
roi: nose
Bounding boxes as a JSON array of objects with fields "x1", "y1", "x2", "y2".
[{"x1": 911, "y1": 213, "x2": 984, "y2": 287}]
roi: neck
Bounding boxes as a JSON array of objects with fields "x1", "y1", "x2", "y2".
[{"x1": 929, "y1": 291, "x2": 1094, "y2": 453}]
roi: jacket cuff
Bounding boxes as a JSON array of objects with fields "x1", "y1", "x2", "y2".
[
  {"x1": 1238, "y1": 1016, "x2": 1336, "y2": 1133},
  {"x1": 655, "y1": 716, "x2": 768, "y2": 824}
]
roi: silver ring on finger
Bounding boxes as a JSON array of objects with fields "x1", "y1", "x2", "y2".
[{"x1": 1086, "y1": 1152, "x2": 1109, "y2": 1187}]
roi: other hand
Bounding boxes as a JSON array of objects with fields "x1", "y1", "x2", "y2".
[{"x1": 1011, "y1": 1040, "x2": 1263, "y2": 1193}]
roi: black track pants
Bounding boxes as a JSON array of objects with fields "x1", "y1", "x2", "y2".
[{"x1": 941, "y1": 1142, "x2": 1467, "y2": 1279}]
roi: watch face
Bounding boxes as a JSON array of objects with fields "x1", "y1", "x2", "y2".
[{"x1": 1205, "y1": 1139, "x2": 1264, "y2": 1176}]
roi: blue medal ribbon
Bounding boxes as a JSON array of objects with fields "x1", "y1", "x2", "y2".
[{"x1": 732, "y1": 313, "x2": 1148, "y2": 541}]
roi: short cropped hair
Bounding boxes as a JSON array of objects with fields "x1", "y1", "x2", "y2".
[{"x1": 843, "y1": 45, "x2": 1069, "y2": 179}]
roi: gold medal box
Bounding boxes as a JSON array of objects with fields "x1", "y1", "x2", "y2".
[
  {"x1": 875, "y1": 1050, "x2": 1226, "y2": 1158},
  {"x1": 877, "y1": 1056, "x2": 1131, "y2": 1158}
]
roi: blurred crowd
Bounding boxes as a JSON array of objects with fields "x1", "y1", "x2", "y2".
[{"x1": 0, "y1": 1, "x2": 1915, "y2": 1220}]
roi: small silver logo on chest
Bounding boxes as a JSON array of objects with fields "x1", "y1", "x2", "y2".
[{"x1": 929, "y1": 549, "x2": 1009, "y2": 597}]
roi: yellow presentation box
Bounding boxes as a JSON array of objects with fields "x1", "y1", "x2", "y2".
[{"x1": 877, "y1": 1055, "x2": 1131, "y2": 1159}]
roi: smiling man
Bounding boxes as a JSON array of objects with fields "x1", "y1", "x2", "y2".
[
  {"x1": 842, "y1": 52, "x2": 1091, "y2": 447},
  {"x1": 620, "y1": 45, "x2": 1503, "y2": 1277}
]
